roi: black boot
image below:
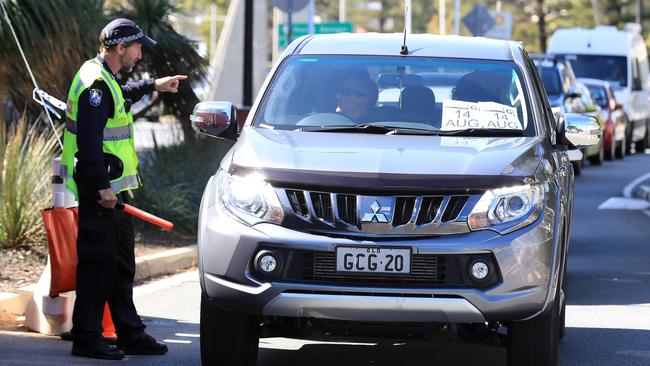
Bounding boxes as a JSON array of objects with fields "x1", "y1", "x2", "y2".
[
  {"x1": 117, "y1": 332, "x2": 168, "y2": 355},
  {"x1": 71, "y1": 339, "x2": 125, "y2": 360}
]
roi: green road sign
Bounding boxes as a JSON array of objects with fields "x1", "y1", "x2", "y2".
[{"x1": 278, "y1": 22, "x2": 353, "y2": 47}]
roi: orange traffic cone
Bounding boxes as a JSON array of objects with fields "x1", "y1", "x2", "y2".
[{"x1": 101, "y1": 303, "x2": 117, "y2": 339}]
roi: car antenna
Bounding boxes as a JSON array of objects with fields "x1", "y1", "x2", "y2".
[{"x1": 400, "y1": 5, "x2": 409, "y2": 55}]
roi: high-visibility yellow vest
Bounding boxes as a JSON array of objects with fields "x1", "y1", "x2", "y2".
[{"x1": 61, "y1": 58, "x2": 140, "y2": 199}]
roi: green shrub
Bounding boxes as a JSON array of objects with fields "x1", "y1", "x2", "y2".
[
  {"x1": 0, "y1": 116, "x2": 60, "y2": 248},
  {"x1": 134, "y1": 133, "x2": 234, "y2": 235}
]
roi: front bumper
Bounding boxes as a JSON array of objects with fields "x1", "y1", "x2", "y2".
[{"x1": 198, "y1": 192, "x2": 559, "y2": 324}]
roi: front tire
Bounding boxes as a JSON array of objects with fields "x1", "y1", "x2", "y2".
[
  {"x1": 200, "y1": 292, "x2": 260, "y2": 366},
  {"x1": 571, "y1": 160, "x2": 582, "y2": 176},
  {"x1": 638, "y1": 125, "x2": 649, "y2": 153},
  {"x1": 616, "y1": 134, "x2": 625, "y2": 159},
  {"x1": 589, "y1": 143, "x2": 604, "y2": 165},
  {"x1": 605, "y1": 135, "x2": 615, "y2": 161},
  {"x1": 507, "y1": 297, "x2": 559, "y2": 366}
]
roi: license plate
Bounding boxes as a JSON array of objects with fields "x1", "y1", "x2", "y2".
[{"x1": 336, "y1": 247, "x2": 411, "y2": 274}]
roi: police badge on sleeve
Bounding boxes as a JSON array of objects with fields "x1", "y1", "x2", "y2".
[{"x1": 89, "y1": 89, "x2": 103, "y2": 107}]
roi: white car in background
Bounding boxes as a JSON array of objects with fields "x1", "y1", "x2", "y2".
[{"x1": 548, "y1": 24, "x2": 650, "y2": 153}]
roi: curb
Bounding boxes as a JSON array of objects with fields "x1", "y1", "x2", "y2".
[
  {"x1": 623, "y1": 172, "x2": 650, "y2": 202},
  {"x1": 0, "y1": 244, "x2": 197, "y2": 320},
  {"x1": 633, "y1": 185, "x2": 650, "y2": 201}
]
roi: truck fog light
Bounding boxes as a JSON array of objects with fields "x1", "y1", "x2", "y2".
[
  {"x1": 471, "y1": 261, "x2": 489, "y2": 280},
  {"x1": 255, "y1": 251, "x2": 278, "y2": 274}
]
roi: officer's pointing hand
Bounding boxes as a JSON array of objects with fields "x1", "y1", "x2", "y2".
[{"x1": 154, "y1": 75, "x2": 188, "y2": 93}]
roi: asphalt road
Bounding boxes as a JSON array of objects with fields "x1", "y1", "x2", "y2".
[{"x1": 1, "y1": 153, "x2": 650, "y2": 366}]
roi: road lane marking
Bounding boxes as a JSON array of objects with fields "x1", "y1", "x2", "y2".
[
  {"x1": 259, "y1": 337, "x2": 377, "y2": 351},
  {"x1": 598, "y1": 197, "x2": 650, "y2": 210},
  {"x1": 163, "y1": 339, "x2": 192, "y2": 344},
  {"x1": 567, "y1": 304, "x2": 650, "y2": 331}
]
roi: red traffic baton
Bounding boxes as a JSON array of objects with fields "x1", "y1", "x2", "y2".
[{"x1": 116, "y1": 202, "x2": 174, "y2": 231}]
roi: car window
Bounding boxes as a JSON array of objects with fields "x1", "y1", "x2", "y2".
[
  {"x1": 538, "y1": 66, "x2": 562, "y2": 95},
  {"x1": 255, "y1": 55, "x2": 535, "y2": 137},
  {"x1": 527, "y1": 57, "x2": 554, "y2": 141},
  {"x1": 586, "y1": 85, "x2": 608, "y2": 108},
  {"x1": 560, "y1": 54, "x2": 628, "y2": 87},
  {"x1": 577, "y1": 84, "x2": 596, "y2": 108}
]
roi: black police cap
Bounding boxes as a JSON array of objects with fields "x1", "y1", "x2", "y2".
[{"x1": 101, "y1": 18, "x2": 157, "y2": 47}]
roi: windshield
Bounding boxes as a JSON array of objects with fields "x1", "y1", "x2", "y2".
[
  {"x1": 253, "y1": 56, "x2": 534, "y2": 136},
  {"x1": 538, "y1": 66, "x2": 562, "y2": 95},
  {"x1": 560, "y1": 55, "x2": 627, "y2": 87}
]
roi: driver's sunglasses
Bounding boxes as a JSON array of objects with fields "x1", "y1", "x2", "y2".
[{"x1": 339, "y1": 87, "x2": 371, "y2": 99}]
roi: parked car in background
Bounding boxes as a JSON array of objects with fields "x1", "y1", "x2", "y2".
[
  {"x1": 193, "y1": 33, "x2": 601, "y2": 366},
  {"x1": 548, "y1": 24, "x2": 650, "y2": 153},
  {"x1": 580, "y1": 78, "x2": 629, "y2": 159},
  {"x1": 531, "y1": 54, "x2": 578, "y2": 112},
  {"x1": 533, "y1": 56, "x2": 604, "y2": 173},
  {"x1": 563, "y1": 82, "x2": 606, "y2": 166}
]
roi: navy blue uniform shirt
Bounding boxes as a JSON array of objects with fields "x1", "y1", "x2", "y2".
[{"x1": 75, "y1": 55, "x2": 154, "y2": 193}]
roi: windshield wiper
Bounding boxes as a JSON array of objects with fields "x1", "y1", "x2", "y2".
[
  {"x1": 434, "y1": 128, "x2": 524, "y2": 137},
  {"x1": 298, "y1": 124, "x2": 438, "y2": 135}
]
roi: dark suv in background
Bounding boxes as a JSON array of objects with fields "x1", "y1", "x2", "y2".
[
  {"x1": 533, "y1": 54, "x2": 605, "y2": 173},
  {"x1": 192, "y1": 34, "x2": 601, "y2": 366}
]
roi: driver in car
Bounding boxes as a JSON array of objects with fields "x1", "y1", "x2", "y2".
[{"x1": 336, "y1": 75, "x2": 378, "y2": 122}]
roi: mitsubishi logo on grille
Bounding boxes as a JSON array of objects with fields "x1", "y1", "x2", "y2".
[{"x1": 361, "y1": 200, "x2": 389, "y2": 223}]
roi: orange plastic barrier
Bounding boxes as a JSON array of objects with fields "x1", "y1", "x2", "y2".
[
  {"x1": 41, "y1": 206, "x2": 116, "y2": 336},
  {"x1": 41, "y1": 207, "x2": 78, "y2": 297}
]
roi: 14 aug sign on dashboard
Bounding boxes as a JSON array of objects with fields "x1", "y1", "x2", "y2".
[{"x1": 441, "y1": 99, "x2": 523, "y2": 131}]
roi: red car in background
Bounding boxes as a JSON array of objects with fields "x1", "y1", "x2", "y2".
[{"x1": 580, "y1": 78, "x2": 629, "y2": 160}]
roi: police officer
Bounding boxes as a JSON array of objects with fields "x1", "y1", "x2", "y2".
[{"x1": 61, "y1": 18, "x2": 187, "y2": 360}]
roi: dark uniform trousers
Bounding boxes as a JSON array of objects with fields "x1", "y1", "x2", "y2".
[{"x1": 71, "y1": 176, "x2": 145, "y2": 344}]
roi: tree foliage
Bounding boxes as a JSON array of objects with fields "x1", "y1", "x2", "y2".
[
  {"x1": 111, "y1": 0, "x2": 207, "y2": 139},
  {"x1": 0, "y1": 0, "x2": 106, "y2": 116},
  {"x1": 316, "y1": 0, "x2": 435, "y2": 33},
  {"x1": 0, "y1": 0, "x2": 206, "y2": 140}
]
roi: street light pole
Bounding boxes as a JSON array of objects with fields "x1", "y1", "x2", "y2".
[
  {"x1": 339, "y1": 0, "x2": 346, "y2": 22},
  {"x1": 454, "y1": 0, "x2": 460, "y2": 35},
  {"x1": 243, "y1": 0, "x2": 253, "y2": 106},
  {"x1": 439, "y1": 0, "x2": 446, "y2": 34},
  {"x1": 308, "y1": 0, "x2": 314, "y2": 34}
]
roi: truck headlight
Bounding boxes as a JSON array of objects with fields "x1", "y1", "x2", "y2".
[
  {"x1": 468, "y1": 184, "x2": 545, "y2": 234},
  {"x1": 215, "y1": 170, "x2": 284, "y2": 225}
]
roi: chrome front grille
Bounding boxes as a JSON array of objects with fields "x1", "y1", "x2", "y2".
[{"x1": 280, "y1": 189, "x2": 478, "y2": 236}]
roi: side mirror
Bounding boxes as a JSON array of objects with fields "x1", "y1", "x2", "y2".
[
  {"x1": 560, "y1": 113, "x2": 602, "y2": 148},
  {"x1": 190, "y1": 101, "x2": 238, "y2": 140}
]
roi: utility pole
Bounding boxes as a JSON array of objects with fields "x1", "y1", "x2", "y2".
[
  {"x1": 591, "y1": 0, "x2": 601, "y2": 25},
  {"x1": 439, "y1": 0, "x2": 446, "y2": 34},
  {"x1": 243, "y1": 0, "x2": 253, "y2": 106},
  {"x1": 308, "y1": 0, "x2": 314, "y2": 34},
  {"x1": 210, "y1": 3, "x2": 218, "y2": 58},
  {"x1": 454, "y1": 0, "x2": 460, "y2": 35},
  {"x1": 339, "y1": 0, "x2": 346, "y2": 22}
]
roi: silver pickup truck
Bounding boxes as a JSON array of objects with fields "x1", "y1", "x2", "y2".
[{"x1": 192, "y1": 33, "x2": 600, "y2": 366}]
